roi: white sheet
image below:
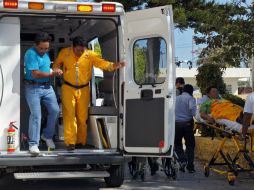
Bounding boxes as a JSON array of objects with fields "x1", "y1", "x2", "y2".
[{"x1": 195, "y1": 107, "x2": 254, "y2": 133}]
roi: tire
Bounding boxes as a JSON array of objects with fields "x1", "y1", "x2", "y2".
[{"x1": 104, "y1": 164, "x2": 124, "y2": 187}]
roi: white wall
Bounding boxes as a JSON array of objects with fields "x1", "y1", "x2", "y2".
[{"x1": 176, "y1": 68, "x2": 251, "y2": 95}]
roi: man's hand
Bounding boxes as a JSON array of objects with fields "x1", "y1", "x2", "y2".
[
  {"x1": 206, "y1": 116, "x2": 215, "y2": 124},
  {"x1": 52, "y1": 68, "x2": 63, "y2": 77},
  {"x1": 114, "y1": 61, "x2": 126, "y2": 70}
]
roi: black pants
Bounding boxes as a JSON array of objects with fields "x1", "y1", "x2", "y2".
[{"x1": 175, "y1": 121, "x2": 195, "y2": 170}]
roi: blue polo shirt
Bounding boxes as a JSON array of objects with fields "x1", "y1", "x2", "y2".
[
  {"x1": 175, "y1": 92, "x2": 197, "y2": 122},
  {"x1": 24, "y1": 47, "x2": 51, "y2": 82}
]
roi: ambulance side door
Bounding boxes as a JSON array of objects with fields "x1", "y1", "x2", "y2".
[{"x1": 0, "y1": 17, "x2": 20, "y2": 151}]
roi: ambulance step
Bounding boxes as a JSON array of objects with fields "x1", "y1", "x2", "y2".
[{"x1": 14, "y1": 171, "x2": 110, "y2": 180}]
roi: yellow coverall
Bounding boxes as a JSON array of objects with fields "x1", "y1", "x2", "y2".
[{"x1": 53, "y1": 48, "x2": 115, "y2": 145}]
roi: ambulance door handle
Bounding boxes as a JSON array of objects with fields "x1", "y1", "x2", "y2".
[
  {"x1": 166, "y1": 92, "x2": 172, "y2": 98},
  {"x1": 121, "y1": 82, "x2": 124, "y2": 106}
]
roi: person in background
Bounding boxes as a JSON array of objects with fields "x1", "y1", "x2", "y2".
[
  {"x1": 176, "y1": 77, "x2": 185, "y2": 96},
  {"x1": 175, "y1": 84, "x2": 197, "y2": 173},
  {"x1": 238, "y1": 92, "x2": 254, "y2": 139}
]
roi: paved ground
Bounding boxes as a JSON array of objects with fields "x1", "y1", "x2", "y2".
[{"x1": 0, "y1": 161, "x2": 254, "y2": 190}]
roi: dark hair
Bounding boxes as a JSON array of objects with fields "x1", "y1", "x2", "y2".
[
  {"x1": 176, "y1": 77, "x2": 185, "y2": 85},
  {"x1": 34, "y1": 32, "x2": 51, "y2": 45},
  {"x1": 183, "y1": 84, "x2": 194, "y2": 96},
  {"x1": 206, "y1": 86, "x2": 217, "y2": 94},
  {"x1": 72, "y1": 36, "x2": 85, "y2": 47}
]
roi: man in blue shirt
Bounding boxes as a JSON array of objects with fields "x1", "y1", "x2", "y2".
[
  {"x1": 24, "y1": 32, "x2": 62, "y2": 155},
  {"x1": 175, "y1": 84, "x2": 197, "y2": 173}
]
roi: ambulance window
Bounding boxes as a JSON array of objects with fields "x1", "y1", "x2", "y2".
[{"x1": 133, "y1": 37, "x2": 167, "y2": 85}]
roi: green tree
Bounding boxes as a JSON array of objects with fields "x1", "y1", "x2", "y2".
[
  {"x1": 94, "y1": 42, "x2": 102, "y2": 57},
  {"x1": 134, "y1": 45, "x2": 146, "y2": 84},
  {"x1": 196, "y1": 63, "x2": 226, "y2": 95}
]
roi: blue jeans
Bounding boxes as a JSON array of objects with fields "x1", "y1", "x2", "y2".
[{"x1": 25, "y1": 85, "x2": 59, "y2": 146}]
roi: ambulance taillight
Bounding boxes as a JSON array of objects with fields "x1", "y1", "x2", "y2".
[
  {"x1": 102, "y1": 4, "x2": 115, "y2": 13},
  {"x1": 3, "y1": 0, "x2": 18, "y2": 9}
]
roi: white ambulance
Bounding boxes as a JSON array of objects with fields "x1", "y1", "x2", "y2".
[{"x1": 0, "y1": 0, "x2": 175, "y2": 187}]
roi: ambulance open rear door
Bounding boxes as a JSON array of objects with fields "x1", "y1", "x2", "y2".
[{"x1": 122, "y1": 6, "x2": 175, "y2": 156}]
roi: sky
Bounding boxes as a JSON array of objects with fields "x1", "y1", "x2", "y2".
[{"x1": 174, "y1": 0, "x2": 253, "y2": 67}]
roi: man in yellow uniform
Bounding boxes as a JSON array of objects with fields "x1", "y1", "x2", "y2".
[{"x1": 53, "y1": 36, "x2": 124, "y2": 150}]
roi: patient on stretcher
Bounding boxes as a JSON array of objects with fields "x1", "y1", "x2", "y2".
[{"x1": 198, "y1": 86, "x2": 254, "y2": 133}]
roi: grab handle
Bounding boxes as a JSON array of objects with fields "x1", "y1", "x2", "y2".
[{"x1": 0, "y1": 64, "x2": 4, "y2": 108}]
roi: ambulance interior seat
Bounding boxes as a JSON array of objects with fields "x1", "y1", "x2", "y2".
[
  {"x1": 89, "y1": 78, "x2": 117, "y2": 116},
  {"x1": 98, "y1": 78, "x2": 114, "y2": 106}
]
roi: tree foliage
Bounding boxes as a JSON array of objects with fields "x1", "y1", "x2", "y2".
[
  {"x1": 134, "y1": 44, "x2": 146, "y2": 84},
  {"x1": 94, "y1": 0, "x2": 253, "y2": 67},
  {"x1": 93, "y1": 42, "x2": 102, "y2": 56},
  {"x1": 196, "y1": 63, "x2": 226, "y2": 95}
]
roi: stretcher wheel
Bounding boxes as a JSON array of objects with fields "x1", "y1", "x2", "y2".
[
  {"x1": 140, "y1": 170, "x2": 145, "y2": 182},
  {"x1": 164, "y1": 158, "x2": 178, "y2": 180},
  {"x1": 227, "y1": 173, "x2": 236, "y2": 186},
  {"x1": 128, "y1": 161, "x2": 136, "y2": 177},
  {"x1": 204, "y1": 165, "x2": 210, "y2": 177}
]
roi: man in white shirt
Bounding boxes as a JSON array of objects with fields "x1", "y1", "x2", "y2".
[{"x1": 242, "y1": 92, "x2": 254, "y2": 138}]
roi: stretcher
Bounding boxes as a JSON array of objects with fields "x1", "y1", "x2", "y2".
[{"x1": 196, "y1": 120, "x2": 254, "y2": 185}]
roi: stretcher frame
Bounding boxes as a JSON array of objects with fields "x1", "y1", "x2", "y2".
[{"x1": 196, "y1": 122, "x2": 254, "y2": 185}]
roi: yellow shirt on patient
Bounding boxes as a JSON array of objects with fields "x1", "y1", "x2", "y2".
[{"x1": 200, "y1": 99, "x2": 243, "y2": 122}]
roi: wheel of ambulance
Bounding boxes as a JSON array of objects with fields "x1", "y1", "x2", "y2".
[
  {"x1": 104, "y1": 164, "x2": 124, "y2": 187},
  {"x1": 204, "y1": 165, "x2": 210, "y2": 177},
  {"x1": 227, "y1": 173, "x2": 236, "y2": 186}
]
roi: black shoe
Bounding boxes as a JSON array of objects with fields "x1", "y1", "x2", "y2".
[
  {"x1": 179, "y1": 162, "x2": 186, "y2": 173},
  {"x1": 187, "y1": 168, "x2": 196, "y2": 173},
  {"x1": 67, "y1": 144, "x2": 75, "y2": 151},
  {"x1": 75, "y1": 143, "x2": 84, "y2": 149}
]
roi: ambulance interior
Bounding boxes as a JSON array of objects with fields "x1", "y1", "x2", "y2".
[{"x1": 19, "y1": 16, "x2": 119, "y2": 152}]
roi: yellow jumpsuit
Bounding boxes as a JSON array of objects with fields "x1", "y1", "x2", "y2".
[{"x1": 53, "y1": 48, "x2": 115, "y2": 145}]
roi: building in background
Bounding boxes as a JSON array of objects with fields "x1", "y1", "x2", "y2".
[{"x1": 176, "y1": 68, "x2": 251, "y2": 97}]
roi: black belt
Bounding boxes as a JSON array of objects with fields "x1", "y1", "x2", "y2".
[
  {"x1": 64, "y1": 81, "x2": 89, "y2": 89},
  {"x1": 24, "y1": 80, "x2": 50, "y2": 86},
  {"x1": 176, "y1": 120, "x2": 194, "y2": 126}
]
